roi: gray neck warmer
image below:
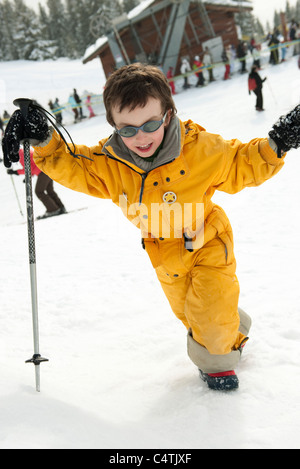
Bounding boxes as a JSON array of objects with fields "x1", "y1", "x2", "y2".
[{"x1": 102, "y1": 115, "x2": 182, "y2": 172}]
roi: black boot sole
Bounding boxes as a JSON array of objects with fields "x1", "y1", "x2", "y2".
[{"x1": 199, "y1": 370, "x2": 239, "y2": 391}]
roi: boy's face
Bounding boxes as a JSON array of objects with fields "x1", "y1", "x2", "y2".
[{"x1": 112, "y1": 97, "x2": 169, "y2": 158}]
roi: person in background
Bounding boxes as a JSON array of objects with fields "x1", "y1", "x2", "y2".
[
  {"x1": 73, "y1": 89, "x2": 85, "y2": 120},
  {"x1": 7, "y1": 148, "x2": 66, "y2": 219},
  {"x1": 180, "y1": 57, "x2": 191, "y2": 89},
  {"x1": 248, "y1": 65, "x2": 267, "y2": 112},
  {"x1": 166, "y1": 66, "x2": 176, "y2": 95},
  {"x1": 237, "y1": 40, "x2": 247, "y2": 73},
  {"x1": 54, "y1": 98, "x2": 63, "y2": 125},
  {"x1": 268, "y1": 32, "x2": 279, "y2": 65},
  {"x1": 68, "y1": 94, "x2": 79, "y2": 123},
  {"x1": 193, "y1": 56, "x2": 205, "y2": 87},
  {"x1": 202, "y1": 47, "x2": 215, "y2": 82},
  {"x1": 85, "y1": 95, "x2": 96, "y2": 118},
  {"x1": 222, "y1": 47, "x2": 230, "y2": 80}
]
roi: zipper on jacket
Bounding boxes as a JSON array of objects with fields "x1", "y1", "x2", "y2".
[
  {"x1": 94, "y1": 151, "x2": 175, "y2": 206},
  {"x1": 94, "y1": 151, "x2": 148, "y2": 205},
  {"x1": 139, "y1": 173, "x2": 148, "y2": 205}
]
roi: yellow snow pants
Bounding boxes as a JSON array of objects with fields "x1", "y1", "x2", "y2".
[{"x1": 148, "y1": 205, "x2": 250, "y2": 372}]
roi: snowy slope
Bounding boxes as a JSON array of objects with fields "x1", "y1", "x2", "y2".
[{"x1": 0, "y1": 54, "x2": 300, "y2": 449}]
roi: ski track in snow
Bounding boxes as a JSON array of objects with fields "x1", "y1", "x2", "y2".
[{"x1": 0, "y1": 54, "x2": 300, "y2": 449}]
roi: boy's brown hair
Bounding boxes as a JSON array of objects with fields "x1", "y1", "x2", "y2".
[{"x1": 103, "y1": 63, "x2": 177, "y2": 126}]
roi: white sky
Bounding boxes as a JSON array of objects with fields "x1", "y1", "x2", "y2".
[{"x1": 24, "y1": 0, "x2": 297, "y2": 27}]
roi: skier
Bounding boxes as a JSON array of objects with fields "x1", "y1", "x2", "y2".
[
  {"x1": 166, "y1": 67, "x2": 176, "y2": 95},
  {"x1": 222, "y1": 47, "x2": 230, "y2": 80},
  {"x1": 68, "y1": 94, "x2": 79, "y2": 123},
  {"x1": 268, "y1": 32, "x2": 279, "y2": 65},
  {"x1": 85, "y1": 95, "x2": 96, "y2": 118},
  {"x1": 193, "y1": 56, "x2": 205, "y2": 87},
  {"x1": 237, "y1": 40, "x2": 247, "y2": 73},
  {"x1": 180, "y1": 58, "x2": 191, "y2": 89},
  {"x1": 202, "y1": 47, "x2": 215, "y2": 82},
  {"x1": 2, "y1": 63, "x2": 300, "y2": 391},
  {"x1": 73, "y1": 89, "x2": 85, "y2": 120},
  {"x1": 53, "y1": 98, "x2": 63, "y2": 125},
  {"x1": 6, "y1": 148, "x2": 66, "y2": 219},
  {"x1": 248, "y1": 65, "x2": 267, "y2": 112}
]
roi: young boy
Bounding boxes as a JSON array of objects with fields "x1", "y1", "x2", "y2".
[{"x1": 2, "y1": 63, "x2": 300, "y2": 391}]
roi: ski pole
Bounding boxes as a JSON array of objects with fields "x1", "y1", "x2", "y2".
[
  {"x1": 13, "y1": 98, "x2": 48, "y2": 392},
  {"x1": 9, "y1": 174, "x2": 24, "y2": 217}
]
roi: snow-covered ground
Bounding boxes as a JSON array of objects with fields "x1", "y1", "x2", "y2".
[{"x1": 0, "y1": 52, "x2": 300, "y2": 449}]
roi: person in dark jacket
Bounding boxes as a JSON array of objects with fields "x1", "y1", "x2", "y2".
[
  {"x1": 7, "y1": 148, "x2": 66, "y2": 218},
  {"x1": 237, "y1": 40, "x2": 247, "y2": 73},
  {"x1": 73, "y1": 89, "x2": 85, "y2": 120},
  {"x1": 248, "y1": 65, "x2": 267, "y2": 111},
  {"x1": 268, "y1": 33, "x2": 279, "y2": 65}
]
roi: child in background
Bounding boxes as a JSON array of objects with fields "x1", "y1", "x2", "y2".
[{"x1": 86, "y1": 95, "x2": 96, "y2": 118}]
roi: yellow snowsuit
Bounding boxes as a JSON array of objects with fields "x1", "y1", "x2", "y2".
[{"x1": 33, "y1": 117, "x2": 285, "y2": 372}]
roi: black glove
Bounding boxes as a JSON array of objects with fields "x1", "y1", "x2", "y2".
[
  {"x1": 7, "y1": 169, "x2": 19, "y2": 175},
  {"x1": 2, "y1": 107, "x2": 50, "y2": 168},
  {"x1": 269, "y1": 104, "x2": 300, "y2": 157}
]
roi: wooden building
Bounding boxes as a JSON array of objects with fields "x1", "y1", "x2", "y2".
[{"x1": 83, "y1": 0, "x2": 253, "y2": 77}]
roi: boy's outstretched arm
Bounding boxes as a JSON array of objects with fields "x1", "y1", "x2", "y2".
[
  {"x1": 214, "y1": 103, "x2": 300, "y2": 194},
  {"x1": 2, "y1": 102, "x2": 111, "y2": 199}
]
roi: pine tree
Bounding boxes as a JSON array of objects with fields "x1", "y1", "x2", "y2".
[
  {"x1": 254, "y1": 17, "x2": 265, "y2": 37},
  {"x1": 1, "y1": 0, "x2": 19, "y2": 60},
  {"x1": 285, "y1": 0, "x2": 293, "y2": 22},
  {"x1": 38, "y1": 3, "x2": 51, "y2": 41},
  {"x1": 274, "y1": 10, "x2": 281, "y2": 29},
  {"x1": 296, "y1": 0, "x2": 300, "y2": 21},
  {"x1": 123, "y1": 0, "x2": 139, "y2": 14},
  {"x1": 12, "y1": 0, "x2": 40, "y2": 59},
  {"x1": 0, "y1": 3, "x2": 6, "y2": 60},
  {"x1": 46, "y1": 0, "x2": 68, "y2": 57},
  {"x1": 64, "y1": 0, "x2": 82, "y2": 58}
]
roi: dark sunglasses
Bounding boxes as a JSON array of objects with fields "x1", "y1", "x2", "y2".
[{"x1": 115, "y1": 113, "x2": 167, "y2": 138}]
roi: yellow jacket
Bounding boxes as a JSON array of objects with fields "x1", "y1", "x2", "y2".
[{"x1": 33, "y1": 116, "x2": 285, "y2": 272}]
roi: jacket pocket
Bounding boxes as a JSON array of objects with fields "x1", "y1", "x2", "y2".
[{"x1": 216, "y1": 230, "x2": 235, "y2": 265}]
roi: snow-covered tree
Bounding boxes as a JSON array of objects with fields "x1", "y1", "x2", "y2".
[{"x1": 46, "y1": 0, "x2": 68, "y2": 57}]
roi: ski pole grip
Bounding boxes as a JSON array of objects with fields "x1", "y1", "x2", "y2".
[{"x1": 13, "y1": 98, "x2": 33, "y2": 118}]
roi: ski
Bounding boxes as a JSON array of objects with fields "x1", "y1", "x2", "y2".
[
  {"x1": 36, "y1": 207, "x2": 88, "y2": 220},
  {"x1": 5, "y1": 207, "x2": 88, "y2": 227}
]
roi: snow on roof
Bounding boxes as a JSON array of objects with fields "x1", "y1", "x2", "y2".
[
  {"x1": 127, "y1": 0, "x2": 156, "y2": 19},
  {"x1": 127, "y1": 0, "x2": 252, "y2": 20},
  {"x1": 204, "y1": 0, "x2": 252, "y2": 6},
  {"x1": 83, "y1": 0, "x2": 156, "y2": 61},
  {"x1": 83, "y1": 36, "x2": 108, "y2": 62}
]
